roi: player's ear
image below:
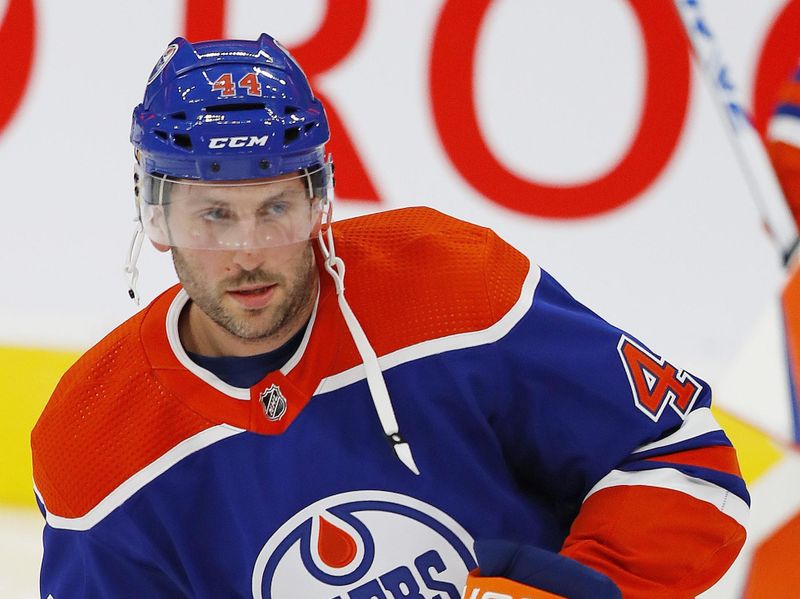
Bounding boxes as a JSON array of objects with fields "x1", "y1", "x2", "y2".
[{"x1": 142, "y1": 204, "x2": 171, "y2": 252}]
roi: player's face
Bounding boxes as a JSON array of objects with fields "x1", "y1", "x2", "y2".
[{"x1": 169, "y1": 176, "x2": 318, "y2": 353}]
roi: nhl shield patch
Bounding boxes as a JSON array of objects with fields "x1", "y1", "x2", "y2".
[{"x1": 259, "y1": 384, "x2": 287, "y2": 421}]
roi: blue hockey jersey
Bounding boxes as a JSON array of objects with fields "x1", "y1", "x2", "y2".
[{"x1": 32, "y1": 207, "x2": 748, "y2": 598}]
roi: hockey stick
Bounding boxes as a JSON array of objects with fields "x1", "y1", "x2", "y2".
[
  {"x1": 673, "y1": 0, "x2": 799, "y2": 262},
  {"x1": 672, "y1": 0, "x2": 800, "y2": 441}
]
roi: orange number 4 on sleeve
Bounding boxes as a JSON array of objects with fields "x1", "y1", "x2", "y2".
[{"x1": 617, "y1": 335, "x2": 703, "y2": 422}]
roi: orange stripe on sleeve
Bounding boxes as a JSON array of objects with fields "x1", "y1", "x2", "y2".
[{"x1": 643, "y1": 445, "x2": 742, "y2": 478}]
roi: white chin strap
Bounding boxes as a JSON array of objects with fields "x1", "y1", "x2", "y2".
[
  {"x1": 123, "y1": 217, "x2": 145, "y2": 306},
  {"x1": 317, "y1": 207, "x2": 420, "y2": 476}
]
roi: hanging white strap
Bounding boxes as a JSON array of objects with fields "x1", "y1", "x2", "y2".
[
  {"x1": 123, "y1": 219, "x2": 145, "y2": 305},
  {"x1": 318, "y1": 224, "x2": 420, "y2": 475}
]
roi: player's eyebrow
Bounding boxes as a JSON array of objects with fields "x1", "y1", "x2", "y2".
[
  {"x1": 191, "y1": 188, "x2": 298, "y2": 208},
  {"x1": 261, "y1": 189, "x2": 291, "y2": 203},
  {"x1": 188, "y1": 196, "x2": 232, "y2": 209}
]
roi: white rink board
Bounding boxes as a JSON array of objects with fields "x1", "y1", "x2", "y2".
[
  {"x1": 0, "y1": 507, "x2": 43, "y2": 599},
  {"x1": 0, "y1": 0, "x2": 793, "y2": 435}
]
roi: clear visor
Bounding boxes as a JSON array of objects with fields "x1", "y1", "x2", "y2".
[{"x1": 138, "y1": 163, "x2": 331, "y2": 250}]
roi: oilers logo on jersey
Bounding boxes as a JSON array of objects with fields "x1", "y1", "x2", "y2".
[{"x1": 252, "y1": 491, "x2": 477, "y2": 598}]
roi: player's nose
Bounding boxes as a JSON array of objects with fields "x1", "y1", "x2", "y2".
[{"x1": 231, "y1": 247, "x2": 268, "y2": 271}]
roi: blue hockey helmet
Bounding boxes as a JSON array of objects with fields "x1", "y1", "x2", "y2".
[
  {"x1": 131, "y1": 34, "x2": 330, "y2": 181},
  {"x1": 129, "y1": 35, "x2": 334, "y2": 254}
]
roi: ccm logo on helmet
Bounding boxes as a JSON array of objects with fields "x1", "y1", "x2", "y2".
[{"x1": 208, "y1": 136, "x2": 268, "y2": 149}]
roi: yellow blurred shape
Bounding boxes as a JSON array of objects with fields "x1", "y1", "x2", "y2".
[
  {"x1": 0, "y1": 346, "x2": 79, "y2": 507},
  {"x1": 713, "y1": 406, "x2": 785, "y2": 484}
]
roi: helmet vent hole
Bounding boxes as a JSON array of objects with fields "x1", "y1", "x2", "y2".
[
  {"x1": 154, "y1": 130, "x2": 168, "y2": 141},
  {"x1": 205, "y1": 103, "x2": 265, "y2": 113},
  {"x1": 170, "y1": 111, "x2": 187, "y2": 120},
  {"x1": 284, "y1": 126, "x2": 301, "y2": 144},
  {"x1": 304, "y1": 122, "x2": 316, "y2": 133},
  {"x1": 172, "y1": 134, "x2": 193, "y2": 149},
  {"x1": 284, "y1": 106, "x2": 299, "y2": 115}
]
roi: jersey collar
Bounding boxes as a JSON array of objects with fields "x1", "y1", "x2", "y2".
[{"x1": 139, "y1": 272, "x2": 355, "y2": 435}]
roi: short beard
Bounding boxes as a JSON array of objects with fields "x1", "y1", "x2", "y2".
[{"x1": 171, "y1": 244, "x2": 317, "y2": 343}]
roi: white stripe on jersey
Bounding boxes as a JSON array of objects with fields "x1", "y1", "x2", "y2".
[
  {"x1": 632, "y1": 407, "x2": 722, "y2": 455},
  {"x1": 316, "y1": 264, "x2": 541, "y2": 395},
  {"x1": 38, "y1": 424, "x2": 245, "y2": 531}
]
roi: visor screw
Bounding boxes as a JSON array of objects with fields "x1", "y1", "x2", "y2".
[
  {"x1": 210, "y1": 162, "x2": 220, "y2": 173},
  {"x1": 259, "y1": 159, "x2": 270, "y2": 170},
  {"x1": 133, "y1": 172, "x2": 139, "y2": 182}
]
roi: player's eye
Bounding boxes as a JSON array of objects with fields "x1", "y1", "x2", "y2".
[
  {"x1": 259, "y1": 201, "x2": 290, "y2": 218},
  {"x1": 200, "y1": 206, "x2": 235, "y2": 222}
]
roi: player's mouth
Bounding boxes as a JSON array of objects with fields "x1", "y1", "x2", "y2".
[{"x1": 227, "y1": 284, "x2": 277, "y2": 310}]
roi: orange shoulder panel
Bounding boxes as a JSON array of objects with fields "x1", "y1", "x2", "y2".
[
  {"x1": 31, "y1": 291, "x2": 215, "y2": 519},
  {"x1": 329, "y1": 207, "x2": 530, "y2": 357}
]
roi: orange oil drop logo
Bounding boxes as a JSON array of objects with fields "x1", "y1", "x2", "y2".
[{"x1": 317, "y1": 515, "x2": 358, "y2": 569}]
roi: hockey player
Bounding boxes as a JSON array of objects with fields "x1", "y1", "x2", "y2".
[{"x1": 32, "y1": 35, "x2": 748, "y2": 598}]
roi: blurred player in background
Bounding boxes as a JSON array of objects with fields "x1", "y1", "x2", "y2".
[
  {"x1": 767, "y1": 59, "x2": 800, "y2": 229},
  {"x1": 32, "y1": 35, "x2": 748, "y2": 598}
]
